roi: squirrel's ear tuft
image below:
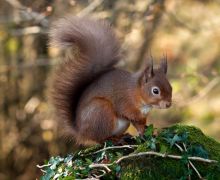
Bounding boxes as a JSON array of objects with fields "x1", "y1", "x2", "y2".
[
  {"x1": 160, "y1": 54, "x2": 167, "y2": 74},
  {"x1": 139, "y1": 58, "x2": 154, "y2": 84},
  {"x1": 145, "y1": 58, "x2": 154, "y2": 79}
]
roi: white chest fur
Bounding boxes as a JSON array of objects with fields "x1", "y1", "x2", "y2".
[
  {"x1": 112, "y1": 118, "x2": 130, "y2": 136},
  {"x1": 140, "y1": 104, "x2": 152, "y2": 116}
]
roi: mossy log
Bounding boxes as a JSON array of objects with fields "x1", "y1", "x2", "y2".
[
  {"x1": 120, "y1": 125, "x2": 220, "y2": 180},
  {"x1": 39, "y1": 125, "x2": 220, "y2": 180}
]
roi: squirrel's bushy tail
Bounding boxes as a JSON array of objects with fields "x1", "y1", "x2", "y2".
[{"x1": 49, "y1": 16, "x2": 120, "y2": 139}]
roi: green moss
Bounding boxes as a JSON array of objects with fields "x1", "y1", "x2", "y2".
[
  {"x1": 168, "y1": 124, "x2": 220, "y2": 161},
  {"x1": 120, "y1": 158, "x2": 187, "y2": 180},
  {"x1": 39, "y1": 125, "x2": 220, "y2": 179},
  {"x1": 120, "y1": 157, "x2": 220, "y2": 180},
  {"x1": 79, "y1": 144, "x2": 101, "y2": 154},
  {"x1": 135, "y1": 143, "x2": 149, "y2": 152},
  {"x1": 120, "y1": 125, "x2": 220, "y2": 179}
]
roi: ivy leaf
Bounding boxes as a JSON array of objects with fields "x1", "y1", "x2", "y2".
[
  {"x1": 188, "y1": 145, "x2": 209, "y2": 159},
  {"x1": 75, "y1": 159, "x2": 83, "y2": 166},
  {"x1": 180, "y1": 132, "x2": 189, "y2": 142},
  {"x1": 85, "y1": 158, "x2": 92, "y2": 164},
  {"x1": 62, "y1": 176, "x2": 76, "y2": 180},
  {"x1": 162, "y1": 130, "x2": 189, "y2": 148},
  {"x1": 63, "y1": 168, "x2": 70, "y2": 177},
  {"x1": 144, "y1": 124, "x2": 154, "y2": 137},
  {"x1": 95, "y1": 151, "x2": 105, "y2": 162},
  {"x1": 64, "y1": 154, "x2": 73, "y2": 163},
  {"x1": 135, "y1": 136, "x2": 143, "y2": 144},
  {"x1": 49, "y1": 156, "x2": 64, "y2": 170},
  {"x1": 106, "y1": 141, "x2": 113, "y2": 147},
  {"x1": 80, "y1": 167, "x2": 90, "y2": 176},
  {"x1": 181, "y1": 154, "x2": 189, "y2": 164},
  {"x1": 52, "y1": 156, "x2": 64, "y2": 164},
  {"x1": 170, "y1": 134, "x2": 183, "y2": 147},
  {"x1": 115, "y1": 165, "x2": 121, "y2": 173},
  {"x1": 115, "y1": 152, "x2": 123, "y2": 157},
  {"x1": 160, "y1": 144, "x2": 168, "y2": 153},
  {"x1": 149, "y1": 137, "x2": 156, "y2": 150},
  {"x1": 107, "y1": 152, "x2": 115, "y2": 161},
  {"x1": 64, "y1": 154, "x2": 73, "y2": 167},
  {"x1": 41, "y1": 168, "x2": 55, "y2": 180}
]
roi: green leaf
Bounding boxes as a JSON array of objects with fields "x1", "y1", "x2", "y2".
[
  {"x1": 64, "y1": 154, "x2": 73, "y2": 163},
  {"x1": 85, "y1": 158, "x2": 92, "y2": 164},
  {"x1": 163, "y1": 131, "x2": 189, "y2": 147},
  {"x1": 181, "y1": 154, "x2": 189, "y2": 164},
  {"x1": 170, "y1": 134, "x2": 182, "y2": 147},
  {"x1": 188, "y1": 145, "x2": 208, "y2": 159},
  {"x1": 49, "y1": 156, "x2": 64, "y2": 170},
  {"x1": 80, "y1": 168, "x2": 89, "y2": 176},
  {"x1": 62, "y1": 176, "x2": 76, "y2": 180},
  {"x1": 115, "y1": 152, "x2": 123, "y2": 157},
  {"x1": 41, "y1": 168, "x2": 55, "y2": 180},
  {"x1": 95, "y1": 151, "x2": 105, "y2": 162},
  {"x1": 75, "y1": 159, "x2": 83, "y2": 166},
  {"x1": 160, "y1": 144, "x2": 168, "y2": 153},
  {"x1": 144, "y1": 124, "x2": 154, "y2": 137},
  {"x1": 180, "y1": 132, "x2": 189, "y2": 142},
  {"x1": 149, "y1": 137, "x2": 156, "y2": 150},
  {"x1": 135, "y1": 136, "x2": 143, "y2": 144},
  {"x1": 115, "y1": 165, "x2": 121, "y2": 173},
  {"x1": 106, "y1": 141, "x2": 113, "y2": 147}
]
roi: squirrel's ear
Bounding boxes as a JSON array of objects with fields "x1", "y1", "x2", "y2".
[
  {"x1": 145, "y1": 58, "x2": 154, "y2": 79},
  {"x1": 139, "y1": 59, "x2": 154, "y2": 84},
  {"x1": 160, "y1": 55, "x2": 167, "y2": 74}
]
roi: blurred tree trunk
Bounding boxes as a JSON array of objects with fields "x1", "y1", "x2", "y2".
[{"x1": 134, "y1": 0, "x2": 165, "y2": 70}]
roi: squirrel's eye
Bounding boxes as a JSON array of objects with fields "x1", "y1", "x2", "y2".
[{"x1": 151, "y1": 86, "x2": 160, "y2": 96}]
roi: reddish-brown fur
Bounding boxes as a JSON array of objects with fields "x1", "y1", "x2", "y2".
[{"x1": 49, "y1": 16, "x2": 172, "y2": 146}]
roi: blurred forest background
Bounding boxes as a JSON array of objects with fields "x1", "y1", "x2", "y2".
[{"x1": 0, "y1": 0, "x2": 220, "y2": 179}]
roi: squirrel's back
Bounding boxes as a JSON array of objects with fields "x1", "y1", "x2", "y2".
[{"x1": 49, "y1": 16, "x2": 121, "y2": 138}]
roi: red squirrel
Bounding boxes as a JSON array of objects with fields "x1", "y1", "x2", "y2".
[{"x1": 49, "y1": 16, "x2": 172, "y2": 146}]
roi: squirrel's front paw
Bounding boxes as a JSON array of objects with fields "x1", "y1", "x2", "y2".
[{"x1": 107, "y1": 133, "x2": 134, "y2": 145}]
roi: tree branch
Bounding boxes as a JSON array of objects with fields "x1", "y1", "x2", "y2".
[
  {"x1": 5, "y1": 0, "x2": 49, "y2": 27},
  {"x1": 89, "y1": 150, "x2": 218, "y2": 175},
  {"x1": 89, "y1": 145, "x2": 138, "y2": 155},
  {"x1": 77, "y1": 0, "x2": 104, "y2": 17},
  {"x1": 175, "y1": 143, "x2": 203, "y2": 179},
  {"x1": 115, "y1": 151, "x2": 218, "y2": 164}
]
